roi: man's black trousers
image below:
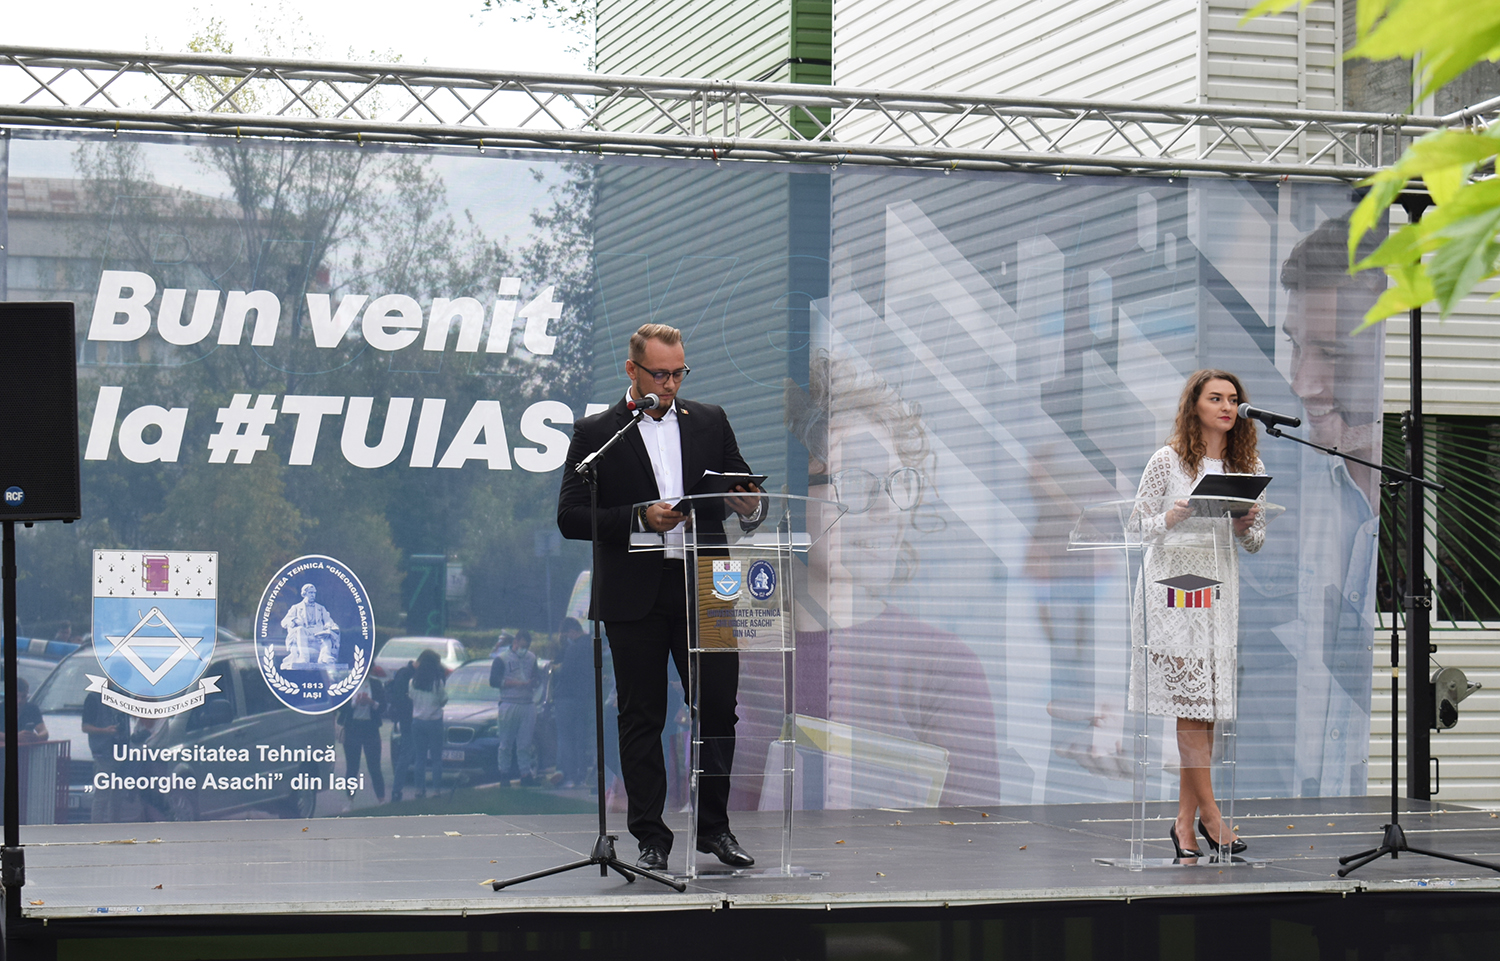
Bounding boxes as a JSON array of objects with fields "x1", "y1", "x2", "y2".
[{"x1": 605, "y1": 557, "x2": 739, "y2": 855}]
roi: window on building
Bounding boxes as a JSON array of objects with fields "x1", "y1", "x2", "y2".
[{"x1": 1378, "y1": 414, "x2": 1500, "y2": 625}]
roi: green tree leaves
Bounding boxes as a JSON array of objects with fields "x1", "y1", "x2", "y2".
[
  {"x1": 1350, "y1": 131, "x2": 1500, "y2": 325},
  {"x1": 1249, "y1": 0, "x2": 1500, "y2": 327}
]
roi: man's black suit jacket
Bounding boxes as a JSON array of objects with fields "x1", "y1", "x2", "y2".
[{"x1": 557, "y1": 396, "x2": 753, "y2": 622}]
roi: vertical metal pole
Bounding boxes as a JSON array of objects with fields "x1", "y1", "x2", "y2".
[
  {"x1": 591, "y1": 621, "x2": 608, "y2": 874},
  {"x1": 780, "y1": 509, "x2": 794, "y2": 877},
  {"x1": 585, "y1": 465, "x2": 610, "y2": 876},
  {"x1": 1400, "y1": 193, "x2": 1434, "y2": 801},
  {"x1": 1128, "y1": 509, "x2": 1147, "y2": 869},
  {"x1": 1385, "y1": 468, "x2": 1402, "y2": 836},
  {"x1": 3, "y1": 519, "x2": 22, "y2": 926},
  {"x1": 686, "y1": 508, "x2": 701, "y2": 882},
  {"x1": 1404, "y1": 339, "x2": 1432, "y2": 800},
  {"x1": 1, "y1": 129, "x2": 10, "y2": 303},
  {"x1": 1218, "y1": 519, "x2": 1237, "y2": 858}
]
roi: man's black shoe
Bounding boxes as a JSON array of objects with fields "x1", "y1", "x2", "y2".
[
  {"x1": 696, "y1": 831, "x2": 755, "y2": 868},
  {"x1": 636, "y1": 845, "x2": 669, "y2": 872}
]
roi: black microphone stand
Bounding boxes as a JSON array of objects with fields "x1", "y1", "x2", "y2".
[
  {"x1": 494, "y1": 405, "x2": 685, "y2": 892},
  {"x1": 4, "y1": 520, "x2": 25, "y2": 932},
  {"x1": 1256, "y1": 419, "x2": 1500, "y2": 876}
]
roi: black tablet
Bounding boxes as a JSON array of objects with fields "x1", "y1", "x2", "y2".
[
  {"x1": 1189, "y1": 473, "x2": 1271, "y2": 518},
  {"x1": 672, "y1": 471, "x2": 768, "y2": 511}
]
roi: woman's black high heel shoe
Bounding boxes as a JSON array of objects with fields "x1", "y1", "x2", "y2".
[
  {"x1": 1170, "y1": 825, "x2": 1203, "y2": 859},
  {"x1": 1198, "y1": 818, "x2": 1247, "y2": 855}
]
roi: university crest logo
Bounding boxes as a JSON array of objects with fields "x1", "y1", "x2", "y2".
[
  {"x1": 90, "y1": 551, "x2": 220, "y2": 717},
  {"x1": 711, "y1": 560, "x2": 742, "y2": 601}
]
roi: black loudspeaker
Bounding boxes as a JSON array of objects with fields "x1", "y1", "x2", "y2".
[{"x1": 0, "y1": 302, "x2": 82, "y2": 522}]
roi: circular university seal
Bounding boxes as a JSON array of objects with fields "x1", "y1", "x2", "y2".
[
  {"x1": 254, "y1": 555, "x2": 374, "y2": 715},
  {"x1": 747, "y1": 560, "x2": 777, "y2": 600}
]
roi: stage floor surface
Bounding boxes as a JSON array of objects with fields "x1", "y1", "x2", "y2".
[{"x1": 18, "y1": 796, "x2": 1500, "y2": 919}]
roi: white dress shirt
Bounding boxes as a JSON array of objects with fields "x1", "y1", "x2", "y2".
[{"x1": 629, "y1": 388, "x2": 685, "y2": 558}]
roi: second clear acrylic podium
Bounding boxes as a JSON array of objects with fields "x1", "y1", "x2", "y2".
[
  {"x1": 630, "y1": 492, "x2": 843, "y2": 879},
  {"x1": 1070, "y1": 495, "x2": 1283, "y2": 870}
]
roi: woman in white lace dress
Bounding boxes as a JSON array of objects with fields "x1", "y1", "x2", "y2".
[{"x1": 1130, "y1": 370, "x2": 1266, "y2": 859}]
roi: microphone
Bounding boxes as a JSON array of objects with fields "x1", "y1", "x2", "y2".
[
  {"x1": 1238, "y1": 403, "x2": 1302, "y2": 429},
  {"x1": 627, "y1": 392, "x2": 660, "y2": 412}
]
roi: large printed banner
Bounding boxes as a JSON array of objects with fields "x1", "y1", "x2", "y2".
[
  {"x1": 818, "y1": 173, "x2": 1382, "y2": 806},
  {"x1": 2, "y1": 130, "x2": 1380, "y2": 826}
]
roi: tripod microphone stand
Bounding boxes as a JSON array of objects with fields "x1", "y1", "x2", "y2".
[
  {"x1": 1257, "y1": 418, "x2": 1500, "y2": 877},
  {"x1": 493, "y1": 405, "x2": 685, "y2": 893}
]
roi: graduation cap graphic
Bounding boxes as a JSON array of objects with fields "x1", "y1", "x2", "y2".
[{"x1": 1156, "y1": 573, "x2": 1222, "y2": 609}]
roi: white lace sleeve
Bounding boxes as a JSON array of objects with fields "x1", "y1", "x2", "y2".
[
  {"x1": 1238, "y1": 457, "x2": 1268, "y2": 553},
  {"x1": 1132, "y1": 447, "x2": 1175, "y2": 540}
]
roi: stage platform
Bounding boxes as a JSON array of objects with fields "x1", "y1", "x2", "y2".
[{"x1": 17, "y1": 795, "x2": 1500, "y2": 919}]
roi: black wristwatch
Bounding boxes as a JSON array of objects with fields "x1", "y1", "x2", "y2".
[{"x1": 637, "y1": 504, "x2": 650, "y2": 531}]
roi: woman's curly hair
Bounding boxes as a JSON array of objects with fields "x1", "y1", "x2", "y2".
[{"x1": 1169, "y1": 369, "x2": 1259, "y2": 476}]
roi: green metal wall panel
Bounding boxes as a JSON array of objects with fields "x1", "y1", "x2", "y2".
[
  {"x1": 597, "y1": 0, "x2": 831, "y2": 137},
  {"x1": 790, "y1": 0, "x2": 834, "y2": 138}
]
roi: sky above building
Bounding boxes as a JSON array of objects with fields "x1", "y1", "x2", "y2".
[
  {"x1": 5, "y1": 1, "x2": 588, "y2": 242},
  {"x1": 6, "y1": 0, "x2": 586, "y2": 73}
]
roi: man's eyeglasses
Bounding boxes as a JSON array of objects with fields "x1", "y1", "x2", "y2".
[
  {"x1": 808, "y1": 467, "x2": 923, "y2": 513},
  {"x1": 638, "y1": 366, "x2": 692, "y2": 384}
]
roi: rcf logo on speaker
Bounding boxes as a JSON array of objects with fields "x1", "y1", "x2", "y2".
[{"x1": 3, "y1": 486, "x2": 23, "y2": 506}]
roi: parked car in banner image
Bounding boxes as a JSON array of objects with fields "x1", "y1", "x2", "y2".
[
  {"x1": 375, "y1": 636, "x2": 467, "y2": 676},
  {"x1": 10, "y1": 636, "x2": 81, "y2": 692},
  {"x1": 442, "y1": 654, "x2": 556, "y2": 782},
  {"x1": 34, "y1": 640, "x2": 336, "y2": 822},
  {"x1": 441, "y1": 659, "x2": 501, "y2": 781}
]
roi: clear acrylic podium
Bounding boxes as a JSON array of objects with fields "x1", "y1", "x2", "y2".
[
  {"x1": 629, "y1": 492, "x2": 843, "y2": 879},
  {"x1": 1069, "y1": 495, "x2": 1282, "y2": 870}
]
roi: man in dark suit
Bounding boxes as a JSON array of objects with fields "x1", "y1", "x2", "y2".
[{"x1": 557, "y1": 323, "x2": 757, "y2": 873}]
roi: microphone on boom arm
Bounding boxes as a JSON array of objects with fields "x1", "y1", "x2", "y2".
[
  {"x1": 1238, "y1": 403, "x2": 1301, "y2": 429},
  {"x1": 627, "y1": 392, "x2": 660, "y2": 413}
]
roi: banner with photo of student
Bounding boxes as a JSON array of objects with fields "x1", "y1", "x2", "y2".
[{"x1": 816, "y1": 169, "x2": 1383, "y2": 806}]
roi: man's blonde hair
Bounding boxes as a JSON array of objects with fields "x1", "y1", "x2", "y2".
[{"x1": 629, "y1": 323, "x2": 682, "y2": 362}]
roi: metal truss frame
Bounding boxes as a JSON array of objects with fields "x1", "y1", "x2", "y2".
[{"x1": 0, "y1": 45, "x2": 1487, "y2": 181}]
